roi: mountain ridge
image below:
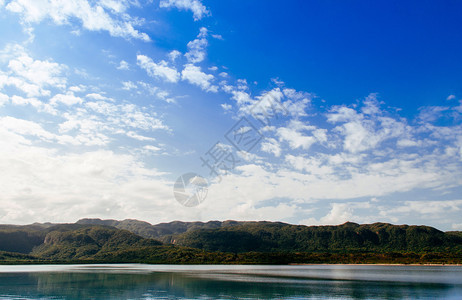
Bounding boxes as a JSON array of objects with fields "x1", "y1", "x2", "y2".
[{"x1": 0, "y1": 219, "x2": 461, "y2": 264}]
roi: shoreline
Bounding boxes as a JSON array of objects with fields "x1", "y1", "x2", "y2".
[
  {"x1": 1, "y1": 262, "x2": 462, "y2": 266},
  {"x1": 288, "y1": 263, "x2": 462, "y2": 266}
]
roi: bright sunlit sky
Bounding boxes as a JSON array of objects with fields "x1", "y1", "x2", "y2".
[{"x1": 1, "y1": 0, "x2": 462, "y2": 230}]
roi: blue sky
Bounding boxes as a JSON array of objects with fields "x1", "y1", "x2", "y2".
[{"x1": 0, "y1": 0, "x2": 462, "y2": 230}]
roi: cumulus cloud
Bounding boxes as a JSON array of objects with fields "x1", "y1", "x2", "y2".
[
  {"x1": 327, "y1": 94, "x2": 408, "y2": 153},
  {"x1": 6, "y1": 0, "x2": 150, "y2": 41},
  {"x1": 116, "y1": 60, "x2": 129, "y2": 70},
  {"x1": 0, "y1": 135, "x2": 173, "y2": 223},
  {"x1": 168, "y1": 50, "x2": 182, "y2": 62},
  {"x1": 185, "y1": 27, "x2": 208, "y2": 64},
  {"x1": 0, "y1": 44, "x2": 67, "y2": 97},
  {"x1": 260, "y1": 137, "x2": 281, "y2": 157},
  {"x1": 223, "y1": 87, "x2": 310, "y2": 126},
  {"x1": 50, "y1": 92, "x2": 83, "y2": 106},
  {"x1": 137, "y1": 55, "x2": 180, "y2": 83},
  {"x1": 276, "y1": 120, "x2": 326, "y2": 150},
  {"x1": 159, "y1": 0, "x2": 210, "y2": 21},
  {"x1": 319, "y1": 203, "x2": 354, "y2": 225},
  {"x1": 221, "y1": 103, "x2": 232, "y2": 111},
  {"x1": 181, "y1": 64, "x2": 217, "y2": 92},
  {"x1": 122, "y1": 81, "x2": 137, "y2": 90}
]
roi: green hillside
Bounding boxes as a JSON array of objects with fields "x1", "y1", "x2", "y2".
[
  {"x1": 31, "y1": 226, "x2": 162, "y2": 260},
  {"x1": 0, "y1": 220, "x2": 461, "y2": 264},
  {"x1": 76, "y1": 218, "x2": 250, "y2": 241},
  {"x1": 172, "y1": 222, "x2": 462, "y2": 253}
]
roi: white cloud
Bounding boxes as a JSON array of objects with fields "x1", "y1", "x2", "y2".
[
  {"x1": 283, "y1": 88, "x2": 311, "y2": 117},
  {"x1": 0, "y1": 45, "x2": 67, "y2": 97},
  {"x1": 185, "y1": 27, "x2": 208, "y2": 63},
  {"x1": 208, "y1": 66, "x2": 218, "y2": 71},
  {"x1": 155, "y1": 90, "x2": 175, "y2": 103},
  {"x1": 447, "y1": 94, "x2": 456, "y2": 101},
  {"x1": 260, "y1": 138, "x2": 281, "y2": 157},
  {"x1": 418, "y1": 106, "x2": 449, "y2": 123},
  {"x1": 144, "y1": 145, "x2": 161, "y2": 152},
  {"x1": 122, "y1": 81, "x2": 137, "y2": 90},
  {"x1": 385, "y1": 200, "x2": 462, "y2": 215},
  {"x1": 276, "y1": 120, "x2": 318, "y2": 150},
  {"x1": 0, "y1": 137, "x2": 173, "y2": 223},
  {"x1": 168, "y1": 50, "x2": 182, "y2": 62},
  {"x1": 116, "y1": 60, "x2": 129, "y2": 70},
  {"x1": 137, "y1": 55, "x2": 180, "y2": 83},
  {"x1": 211, "y1": 34, "x2": 223, "y2": 40},
  {"x1": 99, "y1": 0, "x2": 129, "y2": 13},
  {"x1": 397, "y1": 139, "x2": 420, "y2": 147},
  {"x1": 319, "y1": 203, "x2": 354, "y2": 225},
  {"x1": 221, "y1": 103, "x2": 232, "y2": 111},
  {"x1": 285, "y1": 154, "x2": 334, "y2": 177},
  {"x1": 223, "y1": 87, "x2": 311, "y2": 126},
  {"x1": 126, "y1": 131, "x2": 155, "y2": 141},
  {"x1": 236, "y1": 79, "x2": 248, "y2": 90},
  {"x1": 237, "y1": 151, "x2": 262, "y2": 162},
  {"x1": 0, "y1": 92, "x2": 9, "y2": 106},
  {"x1": 50, "y1": 92, "x2": 83, "y2": 106},
  {"x1": 10, "y1": 95, "x2": 56, "y2": 114},
  {"x1": 159, "y1": 0, "x2": 210, "y2": 21},
  {"x1": 0, "y1": 116, "x2": 55, "y2": 142},
  {"x1": 8, "y1": 53, "x2": 66, "y2": 88},
  {"x1": 69, "y1": 85, "x2": 86, "y2": 93},
  {"x1": 11, "y1": 95, "x2": 40, "y2": 107},
  {"x1": 327, "y1": 94, "x2": 408, "y2": 153},
  {"x1": 6, "y1": 0, "x2": 150, "y2": 41},
  {"x1": 181, "y1": 64, "x2": 217, "y2": 92},
  {"x1": 230, "y1": 90, "x2": 253, "y2": 106},
  {"x1": 85, "y1": 93, "x2": 111, "y2": 101},
  {"x1": 242, "y1": 88, "x2": 287, "y2": 122},
  {"x1": 136, "y1": 81, "x2": 159, "y2": 96}
]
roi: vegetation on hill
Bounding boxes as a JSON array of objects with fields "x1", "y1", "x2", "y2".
[
  {"x1": 31, "y1": 226, "x2": 162, "y2": 260},
  {"x1": 0, "y1": 219, "x2": 461, "y2": 264},
  {"x1": 0, "y1": 226, "x2": 47, "y2": 254},
  {"x1": 76, "y1": 218, "x2": 250, "y2": 241},
  {"x1": 0, "y1": 250, "x2": 41, "y2": 263},
  {"x1": 172, "y1": 222, "x2": 462, "y2": 254}
]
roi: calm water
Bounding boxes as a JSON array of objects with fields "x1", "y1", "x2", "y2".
[{"x1": 0, "y1": 264, "x2": 461, "y2": 299}]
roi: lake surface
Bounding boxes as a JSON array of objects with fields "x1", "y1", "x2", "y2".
[{"x1": 0, "y1": 264, "x2": 461, "y2": 299}]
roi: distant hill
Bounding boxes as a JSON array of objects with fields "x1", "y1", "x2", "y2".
[
  {"x1": 170, "y1": 221, "x2": 462, "y2": 253},
  {"x1": 31, "y1": 225, "x2": 162, "y2": 260},
  {"x1": 76, "y1": 218, "x2": 252, "y2": 241},
  {"x1": 0, "y1": 225, "x2": 48, "y2": 254},
  {"x1": 0, "y1": 219, "x2": 461, "y2": 264}
]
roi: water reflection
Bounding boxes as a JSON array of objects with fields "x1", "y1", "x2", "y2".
[{"x1": 0, "y1": 265, "x2": 461, "y2": 299}]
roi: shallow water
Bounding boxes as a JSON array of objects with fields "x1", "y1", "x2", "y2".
[{"x1": 0, "y1": 264, "x2": 461, "y2": 299}]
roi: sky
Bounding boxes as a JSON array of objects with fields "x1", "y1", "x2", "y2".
[{"x1": 0, "y1": 0, "x2": 462, "y2": 230}]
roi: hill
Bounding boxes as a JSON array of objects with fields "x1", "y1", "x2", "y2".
[
  {"x1": 76, "y1": 218, "x2": 251, "y2": 241},
  {"x1": 31, "y1": 225, "x2": 162, "y2": 260},
  {"x1": 0, "y1": 219, "x2": 461, "y2": 264},
  {"x1": 171, "y1": 222, "x2": 462, "y2": 253}
]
